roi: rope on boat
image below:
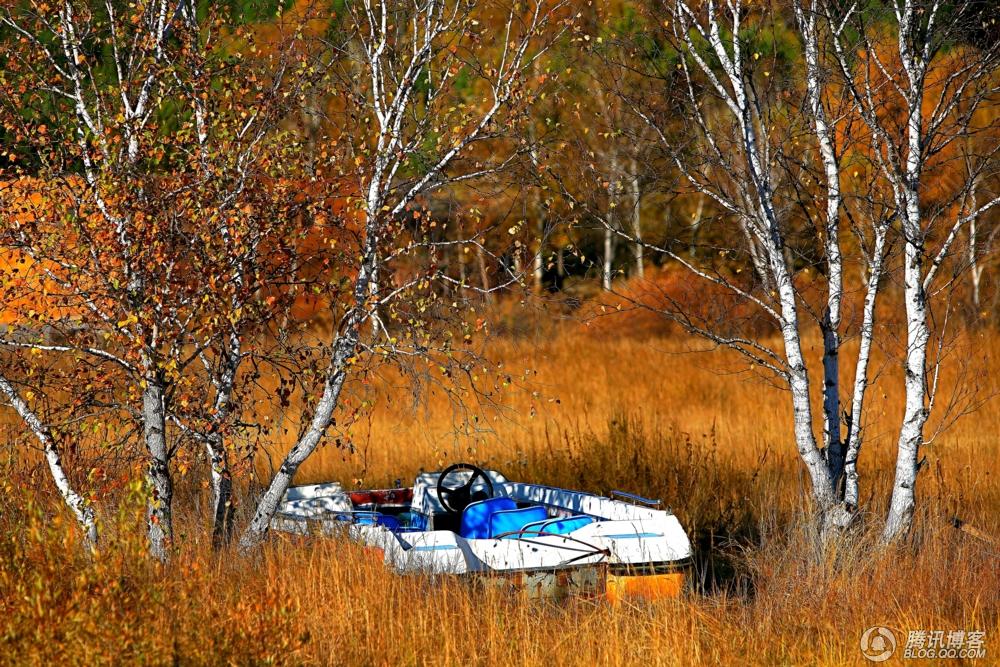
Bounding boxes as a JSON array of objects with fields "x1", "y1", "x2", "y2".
[{"x1": 491, "y1": 528, "x2": 612, "y2": 566}]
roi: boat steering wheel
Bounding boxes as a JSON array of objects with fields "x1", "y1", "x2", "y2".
[{"x1": 436, "y1": 463, "x2": 494, "y2": 513}]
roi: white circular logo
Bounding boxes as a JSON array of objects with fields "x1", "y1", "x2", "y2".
[{"x1": 860, "y1": 626, "x2": 897, "y2": 662}]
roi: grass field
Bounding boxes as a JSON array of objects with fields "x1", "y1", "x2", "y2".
[{"x1": 1, "y1": 319, "x2": 998, "y2": 665}]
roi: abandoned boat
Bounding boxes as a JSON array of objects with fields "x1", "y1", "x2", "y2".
[{"x1": 272, "y1": 463, "x2": 692, "y2": 601}]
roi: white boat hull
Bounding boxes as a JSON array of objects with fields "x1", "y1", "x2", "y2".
[{"x1": 272, "y1": 469, "x2": 692, "y2": 599}]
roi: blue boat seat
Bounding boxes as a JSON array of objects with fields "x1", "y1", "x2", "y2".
[
  {"x1": 521, "y1": 515, "x2": 594, "y2": 536},
  {"x1": 460, "y1": 497, "x2": 517, "y2": 539},
  {"x1": 490, "y1": 506, "x2": 549, "y2": 538}
]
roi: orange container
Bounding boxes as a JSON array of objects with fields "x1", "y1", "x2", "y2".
[{"x1": 605, "y1": 571, "x2": 685, "y2": 604}]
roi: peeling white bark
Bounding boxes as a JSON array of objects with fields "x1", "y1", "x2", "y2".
[
  {"x1": 884, "y1": 85, "x2": 931, "y2": 539},
  {"x1": 885, "y1": 222, "x2": 929, "y2": 540},
  {"x1": 772, "y1": 242, "x2": 839, "y2": 511}
]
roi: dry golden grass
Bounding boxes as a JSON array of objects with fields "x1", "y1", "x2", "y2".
[{"x1": 1, "y1": 321, "x2": 998, "y2": 665}]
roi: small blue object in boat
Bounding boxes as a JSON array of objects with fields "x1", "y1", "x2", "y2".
[
  {"x1": 336, "y1": 511, "x2": 401, "y2": 530},
  {"x1": 397, "y1": 511, "x2": 428, "y2": 531}
]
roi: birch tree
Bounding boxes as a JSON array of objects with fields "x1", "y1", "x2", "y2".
[
  {"x1": 823, "y1": 0, "x2": 1000, "y2": 540},
  {"x1": 552, "y1": 0, "x2": 911, "y2": 531},
  {"x1": 0, "y1": 0, "x2": 325, "y2": 558},
  {"x1": 0, "y1": 0, "x2": 192, "y2": 560},
  {"x1": 596, "y1": 0, "x2": 1000, "y2": 537},
  {"x1": 791, "y1": 0, "x2": 896, "y2": 510},
  {"x1": 238, "y1": 0, "x2": 568, "y2": 550},
  {"x1": 619, "y1": 0, "x2": 843, "y2": 526}
]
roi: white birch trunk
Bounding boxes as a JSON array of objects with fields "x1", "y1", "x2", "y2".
[
  {"x1": 204, "y1": 330, "x2": 241, "y2": 544},
  {"x1": 969, "y1": 216, "x2": 981, "y2": 310},
  {"x1": 239, "y1": 212, "x2": 379, "y2": 550},
  {"x1": 884, "y1": 15, "x2": 931, "y2": 541},
  {"x1": 770, "y1": 248, "x2": 839, "y2": 512},
  {"x1": 884, "y1": 231, "x2": 929, "y2": 540},
  {"x1": 238, "y1": 326, "x2": 360, "y2": 550},
  {"x1": 885, "y1": 185, "x2": 930, "y2": 541},
  {"x1": 602, "y1": 226, "x2": 614, "y2": 290},
  {"x1": 142, "y1": 378, "x2": 172, "y2": 561},
  {"x1": 883, "y1": 45, "x2": 929, "y2": 535},
  {"x1": 843, "y1": 226, "x2": 888, "y2": 507},
  {"x1": 795, "y1": 0, "x2": 844, "y2": 491},
  {"x1": 967, "y1": 177, "x2": 982, "y2": 311},
  {"x1": 597, "y1": 87, "x2": 619, "y2": 291},
  {"x1": 739, "y1": 98, "x2": 838, "y2": 516},
  {"x1": 672, "y1": 0, "x2": 839, "y2": 516},
  {"x1": 206, "y1": 432, "x2": 233, "y2": 545},
  {"x1": 822, "y1": 0, "x2": 1000, "y2": 538},
  {"x1": 0, "y1": 373, "x2": 97, "y2": 546},
  {"x1": 629, "y1": 164, "x2": 644, "y2": 279}
]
